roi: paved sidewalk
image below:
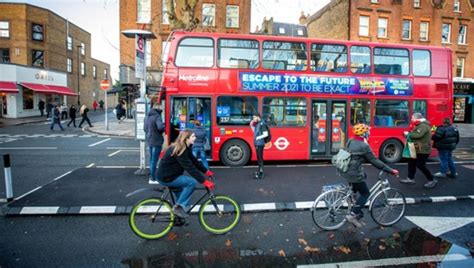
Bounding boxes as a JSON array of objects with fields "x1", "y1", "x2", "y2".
[
  {"x1": 84, "y1": 118, "x2": 134, "y2": 137},
  {"x1": 0, "y1": 115, "x2": 47, "y2": 127}
]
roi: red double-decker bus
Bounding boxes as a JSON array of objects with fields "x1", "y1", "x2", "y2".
[{"x1": 159, "y1": 31, "x2": 452, "y2": 166}]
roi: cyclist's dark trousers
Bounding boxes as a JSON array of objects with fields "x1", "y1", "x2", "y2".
[
  {"x1": 407, "y1": 153, "x2": 433, "y2": 181},
  {"x1": 256, "y1": 145, "x2": 264, "y2": 172},
  {"x1": 350, "y1": 181, "x2": 370, "y2": 218}
]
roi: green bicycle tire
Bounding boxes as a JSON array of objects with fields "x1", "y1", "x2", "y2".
[
  {"x1": 129, "y1": 198, "x2": 174, "y2": 239},
  {"x1": 198, "y1": 195, "x2": 241, "y2": 235}
]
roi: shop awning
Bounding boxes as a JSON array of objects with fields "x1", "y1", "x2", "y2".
[
  {"x1": 0, "y1": 81, "x2": 19, "y2": 93},
  {"x1": 20, "y1": 82, "x2": 77, "y2": 96}
]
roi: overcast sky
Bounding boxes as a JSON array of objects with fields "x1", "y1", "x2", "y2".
[{"x1": 5, "y1": 0, "x2": 330, "y2": 81}]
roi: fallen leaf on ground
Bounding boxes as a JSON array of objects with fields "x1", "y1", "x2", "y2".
[
  {"x1": 225, "y1": 239, "x2": 232, "y2": 247},
  {"x1": 278, "y1": 249, "x2": 286, "y2": 257},
  {"x1": 392, "y1": 232, "x2": 401, "y2": 238},
  {"x1": 304, "y1": 246, "x2": 320, "y2": 253},
  {"x1": 298, "y1": 238, "x2": 308, "y2": 246},
  {"x1": 167, "y1": 232, "x2": 178, "y2": 241},
  {"x1": 379, "y1": 245, "x2": 386, "y2": 250},
  {"x1": 335, "y1": 246, "x2": 351, "y2": 254},
  {"x1": 328, "y1": 233, "x2": 335, "y2": 239}
]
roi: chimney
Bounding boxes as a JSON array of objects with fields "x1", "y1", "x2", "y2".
[
  {"x1": 255, "y1": 25, "x2": 260, "y2": 33},
  {"x1": 299, "y1": 11, "x2": 307, "y2": 25}
]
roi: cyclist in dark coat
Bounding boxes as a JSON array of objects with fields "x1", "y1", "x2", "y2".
[
  {"x1": 342, "y1": 123, "x2": 399, "y2": 227},
  {"x1": 432, "y1": 117, "x2": 460, "y2": 178},
  {"x1": 156, "y1": 129, "x2": 214, "y2": 218}
]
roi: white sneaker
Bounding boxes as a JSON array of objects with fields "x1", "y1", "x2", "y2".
[
  {"x1": 148, "y1": 179, "x2": 159, "y2": 185},
  {"x1": 424, "y1": 180, "x2": 438, "y2": 189},
  {"x1": 345, "y1": 213, "x2": 362, "y2": 228},
  {"x1": 400, "y1": 177, "x2": 415, "y2": 184},
  {"x1": 434, "y1": 172, "x2": 447, "y2": 178}
]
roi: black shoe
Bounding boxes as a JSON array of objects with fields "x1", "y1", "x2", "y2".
[{"x1": 173, "y1": 205, "x2": 188, "y2": 218}]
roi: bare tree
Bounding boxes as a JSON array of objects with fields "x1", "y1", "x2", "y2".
[{"x1": 165, "y1": 0, "x2": 200, "y2": 31}]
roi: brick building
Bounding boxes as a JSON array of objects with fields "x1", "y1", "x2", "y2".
[
  {"x1": 306, "y1": 0, "x2": 474, "y2": 123},
  {"x1": 119, "y1": 0, "x2": 251, "y2": 98},
  {"x1": 0, "y1": 3, "x2": 111, "y2": 118}
]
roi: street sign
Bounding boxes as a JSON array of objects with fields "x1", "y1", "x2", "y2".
[
  {"x1": 135, "y1": 34, "x2": 145, "y2": 80},
  {"x1": 100, "y1": 80, "x2": 110, "y2": 90}
]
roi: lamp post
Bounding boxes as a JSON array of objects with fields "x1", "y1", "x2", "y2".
[
  {"x1": 121, "y1": 29, "x2": 155, "y2": 176},
  {"x1": 77, "y1": 45, "x2": 82, "y2": 105}
]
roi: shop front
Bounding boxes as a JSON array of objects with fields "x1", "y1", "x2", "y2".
[
  {"x1": 453, "y1": 79, "x2": 474, "y2": 124},
  {"x1": 0, "y1": 64, "x2": 77, "y2": 118}
]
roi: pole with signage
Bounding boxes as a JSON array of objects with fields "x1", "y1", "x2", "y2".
[
  {"x1": 122, "y1": 29, "x2": 154, "y2": 176},
  {"x1": 100, "y1": 79, "x2": 110, "y2": 131}
]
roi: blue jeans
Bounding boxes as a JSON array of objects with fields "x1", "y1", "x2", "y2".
[
  {"x1": 50, "y1": 118, "x2": 64, "y2": 130},
  {"x1": 192, "y1": 147, "x2": 209, "y2": 169},
  {"x1": 158, "y1": 175, "x2": 197, "y2": 208},
  {"x1": 438, "y1": 149, "x2": 456, "y2": 174},
  {"x1": 149, "y1": 145, "x2": 162, "y2": 180}
]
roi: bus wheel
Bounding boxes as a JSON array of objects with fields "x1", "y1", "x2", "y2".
[
  {"x1": 379, "y1": 139, "x2": 403, "y2": 163},
  {"x1": 220, "y1": 139, "x2": 250, "y2": 166}
]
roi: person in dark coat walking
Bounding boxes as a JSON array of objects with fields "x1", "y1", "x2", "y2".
[
  {"x1": 38, "y1": 100, "x2": 45, "y2": 116},
  {"x1": 192, "y1": 120, "x2": 209, "y2": 169},
  {"x1": 341, "y1": 123, "x2": 399, "y2": 227},
  {"x1": 78, "y1": 104, "x2": 93, "y2": 128},
  {"x1": 432, "y1": 117, "x2": 460, "y2": 178},
  {"x1": 67, "y1": 105, "x2": 77, "y2": 127},
  {"x1": 156, "y1": 129, "x2": 214, "y2": 218},
  {"x1": 144, "y1": 103, "x2": 165, "y2": 184},
  {"x1": 50, "y1": 105, "x2": 64, "y2": 131},
  {"x1": 250, "y1": 114, "x2": 269, "y2": 179},
  {"x1": 46, "y1": 102, "x2": 53, "y2": 118}
]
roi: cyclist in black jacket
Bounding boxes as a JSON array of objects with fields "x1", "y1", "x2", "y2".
[
  {"x1": 156, "y1": 129, "x2": 214, "y2": 218},
  {"x1": 432, "y1": 117, "x2": 460, "y2": 178}
]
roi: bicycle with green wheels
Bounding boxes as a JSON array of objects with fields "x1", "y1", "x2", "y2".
[
  {"x1": 127, "y1": 177, "x2": 241, "y2": 240},
  {"x1": 311, "y1": 171, "x2": 406, "y2": 230}
]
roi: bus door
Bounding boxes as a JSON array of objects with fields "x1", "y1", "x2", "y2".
[
  {"x1": 310, "y1": 100, "x2": 347, "y2": 157},
  {"x1": 170, "y1": 96, "x2": 212, "y2": 154}
]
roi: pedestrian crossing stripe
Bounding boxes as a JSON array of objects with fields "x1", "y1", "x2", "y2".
[{"x1": 406, "y1": 216, "x2": 474, "y2": 237}]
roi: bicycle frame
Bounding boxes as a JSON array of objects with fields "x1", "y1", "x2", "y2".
[{"x1": 163, "y1": 187, "x2": 216, "y2": 213}]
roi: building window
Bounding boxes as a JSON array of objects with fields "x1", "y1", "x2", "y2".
[
  {"x1": 146, "y1": 40, "x2": 151, "y2": 67},
  {"x1": 456, "y1": 58, "x2": 465, "y2": 78},
  {"x1": 80, "y1": 42, "x2": 85, "y2": 55},
  {"x1": 0, "y1": 48, "x2": 10, "y2": 63},
  {"x1": 32, "y1": 50, "x2": 44, "y2": 67},
  {"x1": 371, "y1": 0, "x2": 378, "y2": 3},
  {"x1": 226, "y1": 5, "x2": 239, "y2": 28},
  {"x1": 202, "y1": 3, "x2": 215, "y2": 27},
  {"x1": 402, "y1": 20, "x2": 412, "y2": 40},
  {"x1": 420, "y1": 22, "x2": 429, "y2": 41},
  {"x1": 359, "y1": 16, "x2": 369, "y2": 36},
  {"x1": 104, "y1": 68, "x2": 108, "y2": 80},
  {"x1": 67, "y1": 35, "x2": 73, "y2": 50},
  {"x1": 413, "y1": 0, "x2": 420, "y2": 8},
  {"x1": 0, "y1": 21, "x2": 9, "y2": 38},
  {"x1": 137, "y1": 0, "x2": 151, "y2": 23},
  {"x1": 454, "y1": 0, "x2": 461, "y2": 12},
  {"x1": 67, "y1": 58, "x2": 73, "y2": 73},
  {"x1": 278, "y1": 27, "x2": 286, "y2": 34},
  {"x1": 80, "y1": 62, "x2": 85, "y2": 76},
  {"x1": 297, "y1": 29, "x2": 304, "y2": 36},
  {"x1": 377, "y1": 18, "x2": 388, "y2": 38},
  {"x1": 22, "y1": 88, "x2": 34, "y2": 110},
  {"x1": 441, "y1": 23, "x2": 451, "y2": 43},
  {"x1": 458, "y1": 25, "x2": 467, "y2": 45},
  {"x1": 162, "y1": 0, "x2": 170, "y2": 24},
  {"x1": 32, "y1": 23, "x2": 44, "y2": 41},
  {"x1": 93, "y1": 65, "x2": 97, "y2": 78}
]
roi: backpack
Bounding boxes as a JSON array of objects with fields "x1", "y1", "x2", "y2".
[
  {"x1": 331, "y1": 140, "x2": 353, "y2": 174},
  {"x1": 263, "y1": 123, "x2": 272, "y2": 143}
]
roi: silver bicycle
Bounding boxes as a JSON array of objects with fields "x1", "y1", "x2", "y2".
[{"x1": 311, "y1": 171, "x2": 406, "y2": 230}]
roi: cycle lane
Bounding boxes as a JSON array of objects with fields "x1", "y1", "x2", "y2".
[{"x1": 3, "y1": 161, "x2": 474, "y2": 216}]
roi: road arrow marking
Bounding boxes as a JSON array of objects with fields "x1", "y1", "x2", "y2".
[{"x1": 406, "y1": 216, "x2": 474, "y2": 237}]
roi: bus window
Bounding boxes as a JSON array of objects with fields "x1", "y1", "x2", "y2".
[
  {"x1": 311, "y1": 44, "x2": 347, "y2": 73},
  {"x1": 216, "y1": 96, "x2": 257, "y2": 125},
  {"x1": 175, "y1": 37, "x2": 214, "y2": 67},
  {"x1": 218, "y1": 39, "x2": 259, "y2": 69},
  {"x1": 350, "y1": 46, "x2": 371, "y2": 74},
  {"x1": 350, "y1": 99, "x2": 371, "y2": 125},
  {"x1": 413, "y1": 50, "x2": 431, "y2": 76},
  {"x1": 263, "y1": 97, "x2": 307, "y2": 127},
  {"x1": 262, "y1": 41, "x2": 307, "y2": 71},
  {"x1": 374, "y1": 100, "x2": 409, "y2": 127},
  {"x1": 374, "y1": 47, "x2": 409, "y2": 75},
  {"x1": 413, "y1": 100, "x2": 427, "y2": 118}
]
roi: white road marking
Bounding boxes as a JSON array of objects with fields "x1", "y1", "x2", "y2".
[
  {"x1": 405, "y1": 216, "x2": 474, "y2": 237},
  {"x1": 0, "y1": 147, "x2": 57, "y2": 150},
  {"x1": 297, "y1": 253, "x2": 471, "y2": 267},
  {"x1": 295, "y1": 201, "x2": 314, "y2": 209},
  {"x1": 108, "y1": 150, "x2": 121, "y2": 157},
  {"x1": 53, "y1": 171, "x2": 73, "y2": 181},
  {"x1": 86, "y1": 163, "x2": 95, "y2": 168},
  {"x1": 106, "y1": 147, "x2": 139, "y2": 150},
  {"x1": 79, "y1": 206, "x2": 117, "y2": 214},
  {"x1": 243, "y1": 203, "x2": 276, "y2": 211},
  {"x1": 431, "y1": 196, "x2": 457, "y2": 202},
  {"x1": 20, "y1": 207, "x2": 60, "y2": 215},
  {"x1": 14, "y1": 170, "x2": 73, "y2": 201},
  {"x1": 88, "y1": 138, "x2": 111, "y2": 147}
]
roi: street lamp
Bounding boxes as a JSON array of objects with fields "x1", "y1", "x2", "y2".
[{"x1": 121, "y1": 29, "x2": 155, "y2": 176}]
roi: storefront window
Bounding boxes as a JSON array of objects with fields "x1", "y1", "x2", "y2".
[{"x1": 22, "y1": 88, "x2": 34, "y2": 110}]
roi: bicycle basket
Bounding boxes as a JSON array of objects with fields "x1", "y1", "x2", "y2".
[{"x1": 321, "y1": 183, "x2": 346, "y2": 193}]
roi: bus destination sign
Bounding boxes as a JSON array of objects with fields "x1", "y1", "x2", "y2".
[{"x1": 240, "y1": 72, "x2": 412, "y2": 96}]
